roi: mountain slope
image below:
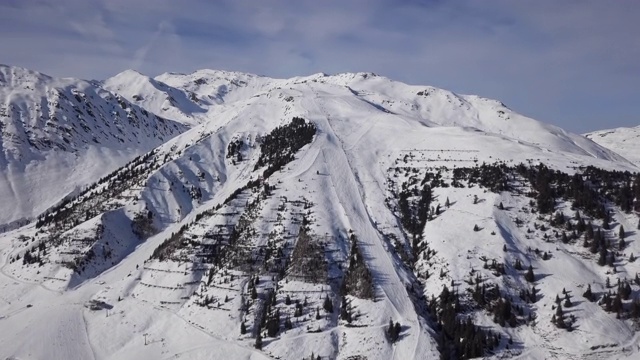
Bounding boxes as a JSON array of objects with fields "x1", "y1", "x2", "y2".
[
  {"x1": 0, "y1": 66, "x2": 639, "y2": 360},
  {"x1": 585, "y1": 125, "x2": 640, "y2": 166},
  {"x1": 0, "y1": 65, "x2": 187, "y2": 228}
]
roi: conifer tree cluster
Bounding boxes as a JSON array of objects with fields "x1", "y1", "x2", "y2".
[
  {"x1": 255, "y1": 117, "x2": 316, "y2": 179},
  {"x1": 226, "y1": 137, "x2": 244, "y2": 162},
  {"x1": 597, "y1": 278, "x2": 640, "y2": 319},
  {"x1": 131, "y1": 210, "x2": 156, "y2": 240},
  {"x1": 341, "y1": 234, "x2": 374, "y2": 299},
  {"x1": 386, "y1": 319, "x2": 402, "y2": 342},
  {"x1": 288, "y1": 227, "x2": 327, "y2": 283},
  {"x1": 428, "y1": 285, "x2": 502, "y2": 359}
]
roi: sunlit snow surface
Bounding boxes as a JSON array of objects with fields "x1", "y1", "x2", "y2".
[{"x1": 0, "y1": 66, "x2": 639, "y2": 360}]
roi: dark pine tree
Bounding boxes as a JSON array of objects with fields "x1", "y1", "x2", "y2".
[
  {"x1": 583, "y1": 284, "x2": 594, "y2": 302},
  {"x1": 323, "y1": 294, "x2": 334, "y2": 313},
  {"x1": 525, "y1": 265, "x2": 535, "y2": 283},
  {"x1": 255, "y1": 332, "x2": 263, "y2": 349},
  {"x1": 602, "y1": 212, "x2": 610, "y2": 230}
]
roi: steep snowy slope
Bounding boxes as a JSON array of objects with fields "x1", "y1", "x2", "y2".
[
  {"x1": 0, "y1": 65, "x2": 186, "y2": 228},
  {"x1": 0, "y1": 66, "x2": 639, "y2": 360},
  {"x1": 586, "y1": 125, "x2": 640, "y2": 167}
]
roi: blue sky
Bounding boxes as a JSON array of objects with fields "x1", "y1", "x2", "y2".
[{"x1": 1, "y1": 0, "x2": 638, "y2": 133}]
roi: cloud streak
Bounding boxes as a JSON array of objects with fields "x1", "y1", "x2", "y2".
[{"x1": 0, "y1": 0, "x2": 638, "y2": 133}]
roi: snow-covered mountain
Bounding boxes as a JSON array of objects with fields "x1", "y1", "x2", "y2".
[
  {"x1": 585, "y1": 125, "x2": 640, "y2": 167},
  {"x1": 1, "y1": 66, "x2": 640, "y2": 360},
  {"x1": 0, "y1": 65, "x2": 187, "y2": 229}
]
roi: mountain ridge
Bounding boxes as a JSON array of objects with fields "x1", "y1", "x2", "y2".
[
  {"x1": 0, "y1": 64, "x2": 187, "y2": 227},
  {"x1": 585, "y1": 125, "x2": 640, "y2": 167}
]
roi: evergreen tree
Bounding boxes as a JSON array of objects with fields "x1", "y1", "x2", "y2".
[
  {"x1": 394, "y1": 322, "x2": 401, "y2": 341},
  {"x1": 255, "y1": 332, "x2": 263, "y2": 349},
  {"x1": 619, "y1": 225, "x2": 625, "y2": 240},
  {"x1": 598, "y1": 248, "x2": 607, "y2": 267},
  {"x1": 323, "y1": 294, "x2": 334, "y2": 313},
  {"x1": 514, "y1": 258, "x2": 522, "y2": 270},
  {"x1": 240, "y1": 321, "x2": 247, "y2": 335},
  {"x1": 603, "y1": 212, "x2": 610, "y2": 230},
  {"x1": 583, "y1": 284, "x2": 594, "y2": 302},
  {"x1": 564, "y1": 293, "x2": 572, "y2": 308},
  {"x1": 555, "y1": 304, "x2": 565, "y2": 328},
  {"x1": 340, "y1": 297, "x2": 352, "y2": 323},
  {"x1": 525, "y1": 265, "x2": 535, "y2": 283},
  {"x1": 621, "y1": 282, "x2": 632, "y2": 300},
  {"x1": 612, "y1": 293, "x2": 623, "y2": 313},
  {"x1": 586, "y1": 225, "x2": 594, "y2": 240},
  {"x1": 386, "y1": 319, "x2": 401, "y2": 342}
]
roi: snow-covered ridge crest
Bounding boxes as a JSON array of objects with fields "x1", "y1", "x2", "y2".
[
  {"x1": 104, "y1": 67, "x2": 632, "y2": 167},
  {"x1": 585, "y1": 125, "x2": 640, "y2": 167}
]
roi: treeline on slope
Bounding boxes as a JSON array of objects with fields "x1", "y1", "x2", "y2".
[
  {"x1": 35, "y1": 149, "x2": 158, "y2": 229},
  {"x1": 397, "y1": 183, "x2": 432, "y2": 252},
  {"x1": 517, "y1": 164, "x2": 640, "y2": 217},
  {"x1": 407, "y1": 162, "x2": 640, "y2": 220},
  {"x1": 150, "y1": 119, "x2": 318, "y2": 264},
  {"x1": 389, "y1": 162, "x2": 640, "y2": 358},
  {"x1": 288, "y1": 223, "x2": 327, "y2": 283},
  {"x1": 339, "y1": 234, "x2": 375, "y2": 324},
  {"x1": 150, "y1": 180, "x2": 263, "y2": 264},
  {"x1": 427, "y1": 283, "x2": 511, "y2": 359},
  {"x1": 254, "y1": 116, "x2": 316, "y2": 179},
  {"x1": 340, "y1": 234, "x2": 374, "y2": 300},
  {"x1": 582, "y1": 277, "x2": 640, "y2": 320}
]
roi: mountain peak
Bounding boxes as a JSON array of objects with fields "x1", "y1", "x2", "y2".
[{"x1": 0, "y1": 63, "x2": 54, "y2": 86}]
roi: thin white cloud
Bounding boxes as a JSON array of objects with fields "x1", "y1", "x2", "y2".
[{"x1": 0, "y1": 0, "x2": 638, "y2": 132}]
